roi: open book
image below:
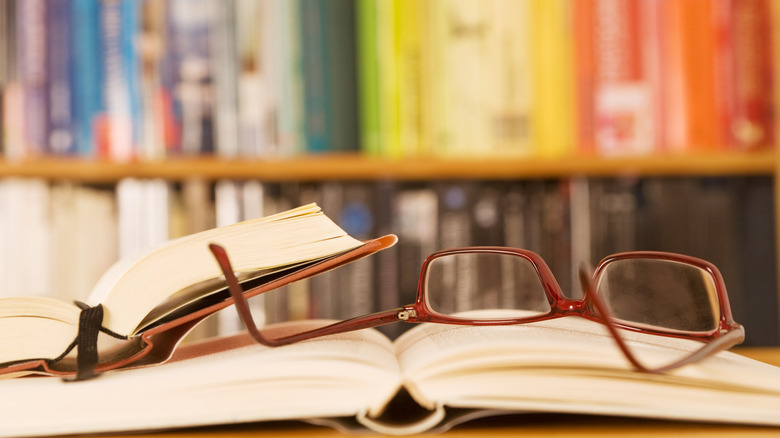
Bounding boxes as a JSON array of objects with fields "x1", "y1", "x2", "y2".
[
  {"x1": 0, "y1": 203, "x2": 396, "y2": 378},
  {"x1": 3, "y1": 314, "x2": 780, "y2": 437}
]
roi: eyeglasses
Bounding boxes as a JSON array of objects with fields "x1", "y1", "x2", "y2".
[{"x1": 208, "y1": 244, "x2": 745, "y2": 374}]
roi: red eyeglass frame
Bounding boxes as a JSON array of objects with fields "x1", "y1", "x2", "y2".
[{"x1": 209, "y1": 244, "x2": 745, "y2": 374}]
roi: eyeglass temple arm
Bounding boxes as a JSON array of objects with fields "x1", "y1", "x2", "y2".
[
  {"x1": 209, "y1": 243, "x2": 404, "y2": 347},
  {"x1": 577, "y1": 265, "x2": 745, "y2": 374}
]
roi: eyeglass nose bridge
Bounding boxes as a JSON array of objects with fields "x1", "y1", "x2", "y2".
[{"x1": 550, "y1": 294, "x2": 591, "y2": 317}]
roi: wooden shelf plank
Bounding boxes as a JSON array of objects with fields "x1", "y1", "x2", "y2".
[{"x1": 0, "y1": 151, "x2": 774, "y2": 182}]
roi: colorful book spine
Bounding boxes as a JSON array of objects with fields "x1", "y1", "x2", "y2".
[
  {"x1": 395, "y1": 0, "x2": 423, "y2": 157},
  {"x1": 70, "y1": 0, "x2": 102, "y2": 156},
  {"x1": 376, "y1": 0, "x2": 399, "y2": 157},
  {"x1": 16, "y1": 0, "x2": 47, "y2": 156},
  {"x1": 356, "y1": 0, "x2": 381, "y2": 156},
  {"x1": 718, "y1": 0, "x2": 775, "y2": 150},
  {"x1": 487, "y1": 0, "x2": 533, "y2": 156},
  {"x1": 96, "y1": 0, "x2": 140, "y2": 160},
  {"x1": 530, "y1": 0, "x2": 573, "y2": 157},
  {"x1": 276, "y1": 0, "x2": 304, "y2": 156},
  {"x1": 573, "y1": 0, "x2": 656, "y2": 156},
  {"x1": 45, "y1": 0, "x2": 76, "y2": 155},
  {"x1": 299, "y1": 0, "x2": 331, "y2": 153},
  {"x1": 662, "y1": 0, "x2": 723, "y2": 152}
]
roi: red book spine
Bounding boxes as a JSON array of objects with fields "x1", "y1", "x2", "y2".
[
  {"x1": 574, "y1": 0, "x2": 656, "y2": 156},
  {"x1": 723, "y1": 0, "x2": 775, "y2": 150}
]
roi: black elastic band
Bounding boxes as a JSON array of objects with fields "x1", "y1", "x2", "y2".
[{"x1": 53, "y1": 302, "x2": 127, "y2": 382}]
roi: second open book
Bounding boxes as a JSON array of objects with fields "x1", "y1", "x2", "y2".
[
  {"x1": 0, "y1": 203, "x2": 397, "y2": 378},
  {"x1": 3, "y1": 313, "x2": 780, "y2": 437}
]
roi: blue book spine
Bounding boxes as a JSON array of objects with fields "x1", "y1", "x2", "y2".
[
  {"x1": 70, "y1": 0, "x2": 102, "y2": 156},
  {"x1": 120, "y1": 0, "x2": 142, "y2": 155},
  {"x1": 46, "y1": 0, "x2": 76, "y2": 155},
  {"x1": 98, "y1": 0, "x2": 129, "y2": 159},
  {"x1": 300, "y1": 0, "x2": 332, "y2": 153}
]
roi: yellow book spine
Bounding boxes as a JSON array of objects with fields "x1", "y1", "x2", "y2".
[{"x1": 530, "y1": 0, "x2": 576, "y2": 158}]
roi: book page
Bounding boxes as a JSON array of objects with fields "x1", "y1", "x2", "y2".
[
  {"x1": 0, "y1": 296, "x2": 81, "y2": 364},
  {"x1": 393, "y1": 315, "x2": 780, "y2": 425},
  {"x1": 85, "y1": 204, "x2": 364, "y2": 336},
  {"x1": 0, "y1": 321, "x2": 403, "y2": 438}
]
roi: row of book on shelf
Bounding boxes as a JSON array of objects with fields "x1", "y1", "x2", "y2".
[
  {"x1": 0, "y1": 0, "x2": 774, "y2": 161},
  {"x1": 0, "y1": 175, "x2": 775, "y2": 345}
]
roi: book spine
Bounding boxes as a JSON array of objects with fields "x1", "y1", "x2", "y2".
[
  {"x1": 16, "y1": 0, "x2": 47, "y2": 157},
  {"x1": 211, "y1": 0, "x2": 239, "y2": 158},
  {"x1": 395, "y1": 0, "x2": 422, "y2": 157},
  {"x1": 299, "y1": 0, "x2": 331, "y2": 153},
  {"x1": 323, "y1": 0, "x2": 359, "y2": 152},
  {"x1": 376, "y1": 0, "x2": 399, "y2": 157},
  {"x1": 0, "y1": 0, "x2": 8, "y2": 155},
  {"x1": 70, "y1": 0, "x2": 102, "y2": 157},
  {"x1": 577, "y1": 0, "x2": 656, "y2": 156},
  {"x1": 664, "y1": 0, "x2": 723, "y2": 152},
  {"x1": 722, "y1": 0, "x2": 775, "y2": 150},
  {"x1": 164, "y1": 0, "x2": 216, "y2": 156},
  {"x1": 356, "y1": 0, "x2": 382, "y2": 156},
  {"x1": 440, "y1": 0, "x2": 490, "y2": 156},
  {"x1": 488, "y1": 0, "x2": 533, "y2": 156},
  {"x1": 276, "y1": 0, "x2": 304, "y2": 156},
  {"x1": 530, "y1": 0, "x2": 573, "y2": 157},
  {"x1": 46, "y1": 0, "x2": 76, "y2": 155},
  {"x1": 96, "y1": 0, "x2": 138, "y2": 161},
  {"x1": 121, "y1": 0, "x2": 142, "y2": 157},
  {"x1": 572, "y1": 0, "x2": 596, "y2": 155},
  {"x1": 259, "y1": 0, "x2": 281, "y2": 157}
]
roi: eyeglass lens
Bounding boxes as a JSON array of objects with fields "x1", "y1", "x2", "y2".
[
  {"x1": 424, "y1": 252, "x2": 720, "y2": 335},
  {"x1": 424, "y1": 253, "x2": 552, "y2": 319},
  {"x1": 596, "y1": 259, "x2": 719, "y2": 333}
]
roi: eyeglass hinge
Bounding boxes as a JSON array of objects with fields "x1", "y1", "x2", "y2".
[{"x1": 397, "y1": 308, "x2": 417, "y2": 321}]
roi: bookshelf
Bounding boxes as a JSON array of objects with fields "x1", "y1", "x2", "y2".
[
  {"x1": 0, "y1": 151, "x2": 774, "y2": 182},
  {"x1": 0, "y1": 0, "x2": 779, "y2": 348}
]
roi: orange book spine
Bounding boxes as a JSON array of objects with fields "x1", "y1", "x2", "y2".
[
  {"x1": 572, "y1": 0, "x2": 597, "y2": 155},
  {"x1": 667, "y1": 0, "x2": 724, "y2": 152}
]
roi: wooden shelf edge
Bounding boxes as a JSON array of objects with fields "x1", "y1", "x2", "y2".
[{"x1": 0, "y1": 151, "x2": 774, "y2": 182}]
